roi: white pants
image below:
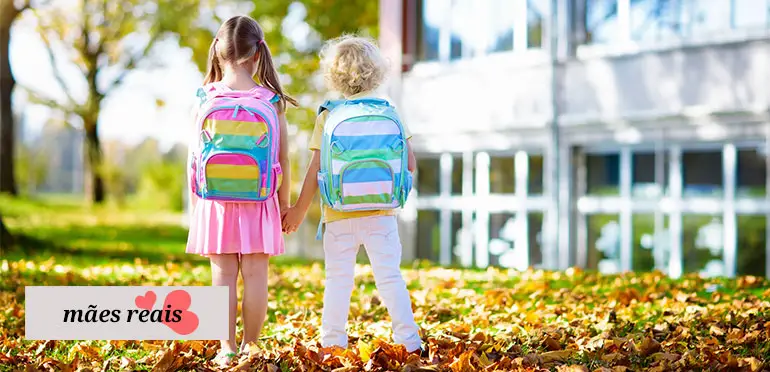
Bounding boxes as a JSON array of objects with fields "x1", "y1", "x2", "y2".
[{"x1": 321, "y1": 216, "x2": 422, "y2": 352}]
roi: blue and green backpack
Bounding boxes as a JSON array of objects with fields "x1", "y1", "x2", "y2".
[{"x1": 315, "y1": 98, "x2": 413, "y2": 238}]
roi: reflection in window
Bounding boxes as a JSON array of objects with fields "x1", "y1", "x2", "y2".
[
  {"x1": 630, "y1": 0, "x2": 683, "y2": 42},
  {"x1": 486, "y1": 0, "x2": 515, "y2": 53},
  {"x1": 682, "y1": 215, "x2": 724, "y2": 277},
  {"x1": 633, "y1": 214, "x2": 670, "y2": 271},
  {"x1": 737, "y1": 148, "x2": 767, "y2": 197},
  {"x1": 528, "y1": 213, "x2": 544, "y2": 267},
  {"x1": 451, "y1": 155, "x2": 465, "y2": 195},
  {"x1": 450, "y1": 211, "x2": 466, "y2": 265},
  {"x1": 586, "y1": 153, "x2": 620, "y2": 195},
  {"x1": 488, "y1": 213, "x2": 521, "y2": 269},
  {"x1": 586, "y1": 214, "x2": 621, "y2": 273},
  {"x1": 633, "y1": 152, "x2": 668, "y2": 198},
  {"x1": 490, "y1": 156, "x2": 515, "y2": 194},
  {"x1": 686, "y1": 0, "x2": 731, "y2": 35},
  {"x1": 682, "y1": 150, "x2": 723, "y2": 197},
  {"x1": 585, "y1": 0, "x2": 622, "y2": 44},
  {"x1": 529, "y1": 154, "x2": 545, "y2": 194},
  {"x1": 419, "y1": 0, "x2": 446, "y2": 61},
  {"x1": 449, "y1": 0, "x2": 474, "y2": 59},
  {"x1": 527, "y1": 0, "x2": 548, "y2": 48},
  {"x1": 737, "y1": 216, "x2": 766, "y2": 276},
  {"x1": 416, "y1": 158, "x2": 440, "y2": 195},
  {"x1": 416, "y1": 210, "x2": 440, "y2": 261},
  {"x1": 583, "y1": 0, "x2": 770, "y2": 47}
]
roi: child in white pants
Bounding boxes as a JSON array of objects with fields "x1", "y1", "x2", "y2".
[{"x1": 282, "y1": 35, "x2": 425, "y2": 355}]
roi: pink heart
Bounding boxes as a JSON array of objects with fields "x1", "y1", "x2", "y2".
[
  {"x1": 161, "y1": 290, "x2": 199, "y2": 335},
  {"x1": 135, "y1": 291, "x2": 156, "y2": 310}
]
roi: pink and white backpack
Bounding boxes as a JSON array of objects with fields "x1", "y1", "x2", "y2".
[{"x1": 189, "y1": 83, "x2": 282, "y2": 202}]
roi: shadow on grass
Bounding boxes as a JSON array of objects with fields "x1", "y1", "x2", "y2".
[{"x1": 4, "y1": 225, "x2": 201, "y2": 266}]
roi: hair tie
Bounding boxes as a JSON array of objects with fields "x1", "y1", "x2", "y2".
[{"x1": 258, "y1": 39, "x2": 266, "y2": 46}]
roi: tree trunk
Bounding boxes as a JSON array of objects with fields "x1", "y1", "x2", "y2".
[
  {"x1": 0, "y1": 20, "x2": 17, "y2": 196},
  {"x1": 0, "y1": 213, "x2": 12, "y2": 253},
  {"x1": 84, "y1": 122, "x2": 105, "y2": 203}
]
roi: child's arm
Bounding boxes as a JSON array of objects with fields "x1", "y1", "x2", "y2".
[
  {"x1": 282, "y1": 150, "x2": 320, "y2": 233},
  {"x1": 407, "y1": 139, "x2": 416, "y2": 173},
  {"x1": 277, "y1": 112, "x2": 291, "y2": 211}
]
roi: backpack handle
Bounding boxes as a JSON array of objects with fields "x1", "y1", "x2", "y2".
[
  {"x1": 318, "y1": 98, "x2": 391, "y2": 114},
  {"x1": 344, "y1": 98, "x2": 390, "y2": 107},
  {"x1": 200, "y1": 83, "x2": 276, "y2": 103}
]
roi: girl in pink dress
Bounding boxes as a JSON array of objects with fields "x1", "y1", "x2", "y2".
[{"x1": 185, "y1": 15, "x2": 295, "y2": 367}]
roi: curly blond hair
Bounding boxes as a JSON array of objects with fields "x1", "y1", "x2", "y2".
[{"x1": 320, "y1": 35, "x2": 388, "y2": 97}]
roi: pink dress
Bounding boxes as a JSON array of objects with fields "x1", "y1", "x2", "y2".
[
  {"x1": 185, "y1": 84, "x2": 285, "y2": 256},
  {"x1": 186, "y1": 197, "x2": 284, "y2": 256}
]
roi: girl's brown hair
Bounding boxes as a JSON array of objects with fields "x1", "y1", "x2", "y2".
[{"x1": 203, "y1": 15, "x2": 297, "y2": 111}]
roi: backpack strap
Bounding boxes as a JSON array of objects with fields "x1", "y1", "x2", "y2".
[{"x1": 318, "y1": 99, "x2": 345, "y2": 115}]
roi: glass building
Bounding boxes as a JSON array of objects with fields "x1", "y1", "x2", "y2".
[{"x1": 378, "y1": 0, "x2": 770, "y2": 278}]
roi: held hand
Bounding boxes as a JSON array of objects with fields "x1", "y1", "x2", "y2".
[{"x1": 282, "y1": 206, "x2": 304, "y2": 234}]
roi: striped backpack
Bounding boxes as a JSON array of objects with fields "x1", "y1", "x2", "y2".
[
  {"x1": 190, "y1": 83, "x2": 281, "y2": 202},
  {"x1": 316, "y1": 98, "x2": 413, "y2": 237}
]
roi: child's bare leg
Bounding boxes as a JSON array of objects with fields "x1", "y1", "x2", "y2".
[
  {"x1": 210, "y1": 254, "x2": 240, "y2": 359},
  {"x1": 239, "y1": 253, "x2": 269, "y2": 350}
]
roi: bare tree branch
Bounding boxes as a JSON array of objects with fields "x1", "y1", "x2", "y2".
[
  {"x1": 20, "y1": 84, "x2": 84, "y2": 117},
  {"x1": 104, "y1": 33, "x2": 162, "y2": 95},
  {"x1": 37, "y1": 29, "x2": 80, "y2": 107}
]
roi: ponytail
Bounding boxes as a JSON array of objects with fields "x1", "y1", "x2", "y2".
[
  {"x1": 256, "y1": 40, "x2": 298, "y2": 112},
  {"x1": 203, "y1": 39, "x2": 223, "y2": 85}
]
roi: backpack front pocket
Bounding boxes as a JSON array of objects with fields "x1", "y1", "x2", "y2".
[
  {"x1": 338, "y1": 159, "x2": 395, "y2": 208},
  {"x1": 203, "y1": 153, "x2": 262, "y2": 200}
]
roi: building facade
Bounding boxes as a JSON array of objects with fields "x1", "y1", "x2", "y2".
[{"x1": 379, "y1": 0, "x2": 770, "y2": 278}]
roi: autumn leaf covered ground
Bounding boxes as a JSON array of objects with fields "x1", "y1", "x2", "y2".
[{"x1": 1, "y1": 196, "x2": 770, "y2": 371}]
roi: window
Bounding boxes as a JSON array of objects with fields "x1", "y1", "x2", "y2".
[
  {"x1": 449, "y1": 0, "x2": 473, "y2": 60},
  {"x1": 682, "y1": 215, "x2": 724, "y2": 277},
  {"x1": 451, "y1": 155, "x2": 465, "y2": 195},
  {"x1": 529, "y1": 154, "x2": 545, "y2": 195},
  {"x1": 527, "y1": 0, "x2": 548, "y2": 48},
  {"x1": 682, "y1": 150, "x2": 723, "y2": 197},
  {"x1": 489, "y1": 213, "x2": 518, "y2": 268},
  {"x1": 737, "y1": 148, "x2": 766, "y2": 197},
  {"x1": 419, "y1": 0, "x2": 446, "y2": 61},
  {"x1": 632, "y1": 151, "x2": 668, "y2": 197},
  {"x1": 737, "y1": 216, "x2": 766, "y2": 276},
  {"x1": 583, "y1": 0, "x2": 770, "y2": 46},
  {"x1": 415, "y1": 0, "x2": 545, "y2": 63},
  {"x1": 586, "y1": 153, "x2": 620, "y2": 195},
  {"x1": 450, "y1": 211, "x2": 466, "y2": 265},
  {"x1": 490, "y1": 156, "x2": 515, "y2": 194},
  {"x1": 632, "y1": 214, "x2": 670, "y2": 271},
  {"x1": 631, "y1": 0, "x2": 684, "y2": 42},
  {"x1": 416, "y1": 210, "x2": 440, "y2": 260},
  {"x1": 586, "y1": 214, "x2": 621, "y2": 272},
  {"x1": 487, "y1": 0, "x2": 516, "y2": 53},
  {"x1": 686, "y1": 0, "x2": 732, "y2": 36},
  {"x1": 585, "y1": 0, "x2": 623, "y2": 44},
  {"x1": 528, "y1": 213, "x2": 544, "y2": 267},
  {"x1": 416, "y1": 158, "x2": 441, "y2": 195}
]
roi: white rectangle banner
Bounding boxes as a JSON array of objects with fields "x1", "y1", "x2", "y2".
[{"x1": 25, "y1": 286, "x2": 228, "y2": 340}]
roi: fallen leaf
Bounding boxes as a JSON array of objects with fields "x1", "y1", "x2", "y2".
[
  {"x1": 639, "y1": 336, "x2": 661, "y2": 356},
  {"x1": 151, "y1": 349, "x2": 175, "y2": 372},
  {"x1": 541, "y1": 350, "x2": 573, "y2": 363}
]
